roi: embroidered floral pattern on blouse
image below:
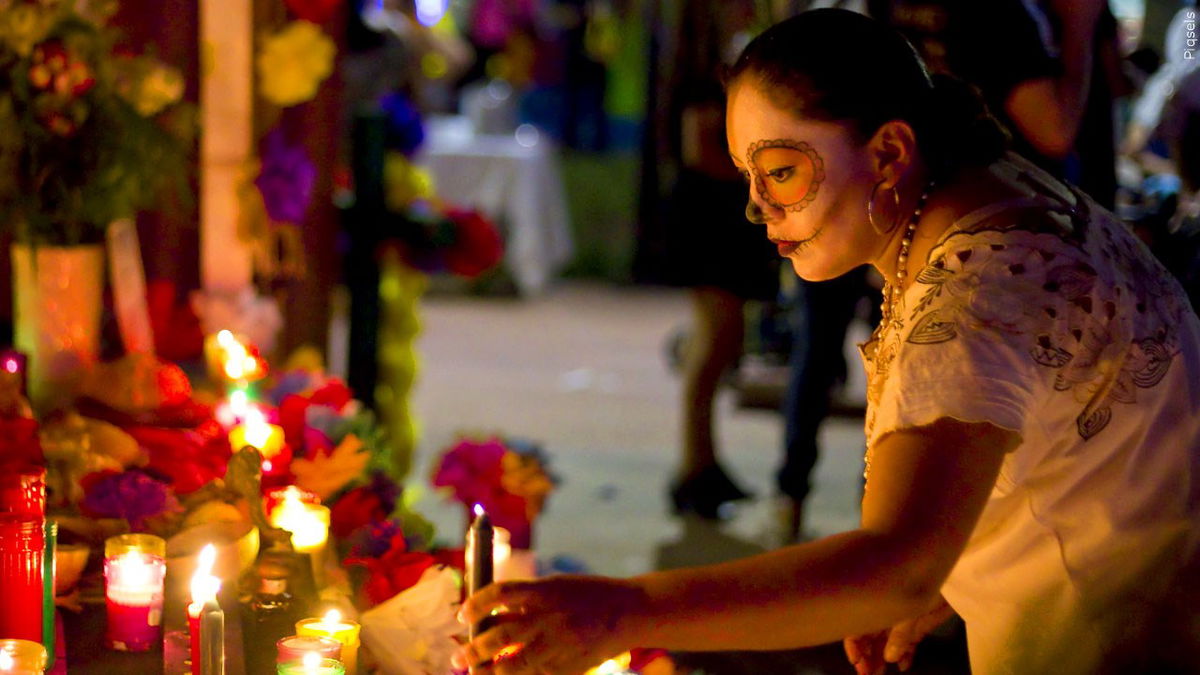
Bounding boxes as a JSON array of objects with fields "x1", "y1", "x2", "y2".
[{"x1": 861, "y1": 195, "x2": 1187, "y2": 452}]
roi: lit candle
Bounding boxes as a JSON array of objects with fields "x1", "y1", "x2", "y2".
[
  {"x1": 188, "y1": 544, "x2": 223, "y2": 675},
  {"x1": 275, "y1": 635, "x2": 342, "y2": 665},
  {"x1": 585, "y1": 652, "x2": 635, "y2": 675},
  {"x1": 466, "y1": 504, "x2": 494, "y2": 642},
  {"x1": 0, "y1": 639, "x2": 46, "y2": 675},
  {"x1": 265, "y1": 486, "x2": 320, "y2": 516},
  {"x1": 228, "y1": 407, "x2": 287, "y2": 461},
  {"x1": 295, "y1": 610, "x2": 360, "y2": 675},
  {"x1": 104, "y1": 534, "x2": 166, "y2": 652},
  {"x1": 269, "y1": 491, "x2": 330, "y2": 586},
  {"x1": 204, "y1": 330, "x2": 267, "y2": 385},
  {"x1": 214, "y1": 388, "x2": 254, "y2": 428},
  {"x1": 275, "y1": 651, "x2": 344, "y2": 675}
]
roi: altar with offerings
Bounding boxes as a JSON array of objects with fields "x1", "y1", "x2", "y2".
[{"x1": 0, "y1": 330, "x2": 647, "y2": 675}]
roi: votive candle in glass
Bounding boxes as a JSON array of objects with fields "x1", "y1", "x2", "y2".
[
  {"x1": 276, "y1": 654, "x2": 344, "y2": 675},
  {"x1": 275, "y1": 635, "x2": 343, "y2": 665},
  {"x1": 103, "y1": 533, "x2": 166, "y2": 652},
  {"x1": 270, "y1": 494, "x2": 330, "y2": 587},
  {"x1": 295, "y1": 611, "x2": 359, "y2": 675},
  {"x1": 0, "y1": 639, "x2": 47, "y2": 675},
  {"x1": 0, "y1": 515, "x2": 43, "y2": 642}
]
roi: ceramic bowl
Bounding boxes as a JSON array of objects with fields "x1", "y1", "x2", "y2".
[
  {"x1": 54, "y1": 543, "x2": 91, "y2": 594},
  {"x1": 165, "y1": 520, "x2": 259, "y2": 600}
]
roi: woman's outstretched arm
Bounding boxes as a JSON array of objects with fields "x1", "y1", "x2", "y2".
[{"x1": 459, "y1": 418, "x2": 1017, "y2": 673}]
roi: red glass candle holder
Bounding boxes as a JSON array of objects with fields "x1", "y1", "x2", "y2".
[
  {"x1": 0, "y1": 466, "x2": 45, "y2": 518},
  {"x1": 0, "y1": 515, "x2": 44, "y2": 642}
]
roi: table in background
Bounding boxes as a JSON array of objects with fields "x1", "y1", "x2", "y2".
[{"x1": 417, "y1": 115, "x2": 574, "y2": 296}]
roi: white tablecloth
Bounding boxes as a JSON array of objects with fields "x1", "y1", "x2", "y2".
[{"x1": 416, "y1": 115, "x2": 573, "y2": 296}]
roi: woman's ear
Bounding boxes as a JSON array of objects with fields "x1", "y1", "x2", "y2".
[{"x1": 868, "y1": 120, "x2": 919, "y2": 190}]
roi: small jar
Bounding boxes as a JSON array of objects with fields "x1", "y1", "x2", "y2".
[{"x1": 0, "y1": 638, "x2": 48, "y2": 674}]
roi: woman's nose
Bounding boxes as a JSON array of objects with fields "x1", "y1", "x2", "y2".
[{"x1": 745, "y1": 198, "x2": 767, "y2": 225}]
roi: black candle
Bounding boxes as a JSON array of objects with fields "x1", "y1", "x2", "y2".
[{"x1": 467, "y1": 504, "x2": 494, "y2": 641}]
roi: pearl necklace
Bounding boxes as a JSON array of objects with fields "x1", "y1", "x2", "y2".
[
  {"x1": 863, "y1": 179, "x2": 935, "y2": 484},
  {"x1": 875, "y1": 179, "x2": 936, "y2": 356}
]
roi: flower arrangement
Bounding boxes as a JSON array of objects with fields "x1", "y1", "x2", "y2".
[
  {"x1": 0, "y1": 0, "x2": 193, "y2": 244},
  {"x1": 378, "y1": 92, "x2": 505, "y2": 279},
  {"x1": 431, "y1": 435, "x2": 557, "y2": 549}
]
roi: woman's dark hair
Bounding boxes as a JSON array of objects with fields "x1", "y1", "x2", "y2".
[{"x1": 727, "y1": 9, "x2": 1008, "y2": 176}]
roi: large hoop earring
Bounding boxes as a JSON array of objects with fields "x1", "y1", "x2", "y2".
[{"x1": 867, "y1": 181, "x2": 902, "y2": 235}]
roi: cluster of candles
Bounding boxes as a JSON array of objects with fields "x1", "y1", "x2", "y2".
[
  {"x1": 95, "y1": 534, "x2": 360, "y2": 674},
  {"x1": 208, "y1": 330, "x2": 290, "y2": 480}
]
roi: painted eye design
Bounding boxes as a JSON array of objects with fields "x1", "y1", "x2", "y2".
[{"x1": 750, "y1": 141, "x2": 824, "y2": 211}]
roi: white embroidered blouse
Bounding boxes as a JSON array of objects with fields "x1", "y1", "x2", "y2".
[{"x1": 860, "y1": 155, "x2": 1200, "y2": 674}]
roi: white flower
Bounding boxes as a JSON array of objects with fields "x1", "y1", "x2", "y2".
[{"x1": 360, "y1": 565, "x2": 464, "y2": 675}]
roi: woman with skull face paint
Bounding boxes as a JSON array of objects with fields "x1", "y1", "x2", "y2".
[{"x1": 454, "y1": 10, "x2": 1200, "y2": 675}]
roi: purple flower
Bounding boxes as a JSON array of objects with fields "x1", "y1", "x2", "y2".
[
  {"x1": 346, "y1": 519, "x2": 403, "y2": 560},
  {"x1": 81, "y1": 469, "x2": 182, "y2": 531},
  {"x1": 255, "y1": 128, "x2": 317, "y2": 223},
  {"x1": 268, "y1": 370, "x2": 317, "y2": 406}
]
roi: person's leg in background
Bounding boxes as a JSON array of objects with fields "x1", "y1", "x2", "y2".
[
  {"x1": 777, "y1": 267, "x2": 869, "y2": 541},
  {"x1": 671, "y1": 284, "x2": 754, "y2": 519}
]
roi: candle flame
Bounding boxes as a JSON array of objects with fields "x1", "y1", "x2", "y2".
[
  {"x1": 473, "y1": 503, "x2": 484, "y2": 517},
  {"x1": 191, "y1": 543, "x2": 220, "y2": 605},
  {"x1": 2, "y1": 357, "x2": 17, "y2": 374},
  {"x1": 216, "y1": 330, "x2": 236, "y2": 348},
  {"x1": 118, "y1": 550, "x2": 152, "y2": 586},
  {"x1": 198, "y1": 543, "x2": 216, "y2": 576},
  {"x1": 230, "y1": 389, "x2": 248, "y2": 406},
  {"x1": 303, "y1": 651, "x2": 321, "y2": 670},
  {"x1": 322, "y1": 609, "x2": 342, "y2": 625}
]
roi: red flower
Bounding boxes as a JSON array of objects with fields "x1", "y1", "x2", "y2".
[
  {"x1": 442, "y1": 209, "x2": 504, "y2": 278},
  {"x1": 329, "y1": 485, "x2": 388, "y2": 539},
  {"x1": 284, "y1": 0, "x2": 345, "y2": 23},
  {"x1": 130, "y1": 420, "x2": 232, "y2": 495},
  {"x1": 347, "y1": 532, "x2": 436, "y2": 606},
  {"x1": 310, "y1": 380, "x2": 352, "y2": 410},
  {"x1": 279, "y1": 394, "x2": 311, "y2": 451}
]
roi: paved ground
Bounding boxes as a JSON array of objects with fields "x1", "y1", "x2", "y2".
[{"x1": 405, "y1": 280, "x2": 968, "y2": 674}]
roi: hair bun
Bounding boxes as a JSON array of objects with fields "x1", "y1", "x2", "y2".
[{"x1": 914, "y1": 74, "x2": 1010, "y2": 174}]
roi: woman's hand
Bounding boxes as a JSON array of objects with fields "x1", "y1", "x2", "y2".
[
  {"x1": 454, "y1": 575, "x2": 646, "y2": 674},
  {"x1": 843, "y1": 598, "x2": 956, "y2": 675}
]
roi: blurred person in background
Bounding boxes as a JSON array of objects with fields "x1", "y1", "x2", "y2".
[{"x1": 870, "y1": 0, "x2": 1125, "y2": 208}]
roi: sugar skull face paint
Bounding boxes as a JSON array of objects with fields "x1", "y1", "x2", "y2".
[{"x1": 748, "y1": 139, "x2": 825, "y2": 212}]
